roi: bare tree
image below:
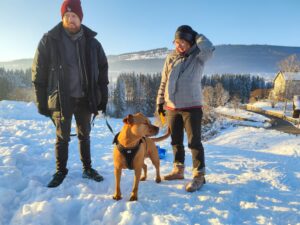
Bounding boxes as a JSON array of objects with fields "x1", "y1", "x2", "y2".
[
  {"x1": 215, "y1": 83, "x2": 230, "y2": 106},
  {"x1": 203, "y1": 86, "x2": 215, "y2": 107},
  {"x1": 278, "y1": 54, "x2": 300, "y2": 73},
  {"x1": 268, "y1": 90, "x2": 278, "y2": 108},
  {"x1": 202, "y1": 105, "x2": 215, "y2": 125},
  {"x1": 230, "y1": 95, "x2": 241, "y2": 112},
  {"x1": 276, "y1": 55, "x2": 300, "y2": 112}
]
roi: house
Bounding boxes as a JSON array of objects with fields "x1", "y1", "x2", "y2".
[
  {"x1": 273, "y1": 71, "x2": 300, "y2": 100},
  {"x1": 250, "y1": 88, "x2": 271, "y2": 101}
]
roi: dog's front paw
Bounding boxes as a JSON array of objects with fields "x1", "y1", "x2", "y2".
[
  {"x1": 140, "y1": 176, "x2": 147, "y2": 181},
  {"x1": 113, "y1": 194, "x2": 122, "y2": 201},
  {"x1": 155, "y1": 177, "x2": 162, "y2": 183},
  {"x1": 129, "y1": 195, "x2": 138, "y2": 201}
]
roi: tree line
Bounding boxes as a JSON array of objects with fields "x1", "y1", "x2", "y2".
[
  {"x1": 0, "y1": 67, "x2": 271, "y2": 118},
  {"x1": 0, "y1": 67, "x2": 34, "y2": 101},
  {"x1": 108, "y1": 72, "x2": 272, "y2": 117},
  {"x1": 108, "y1": 72, "x2": 161, "y2": 117}
]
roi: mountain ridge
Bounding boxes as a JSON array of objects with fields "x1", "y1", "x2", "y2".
[{"x1": 1, "y1": 44, "x2": 300, "y2": 77}]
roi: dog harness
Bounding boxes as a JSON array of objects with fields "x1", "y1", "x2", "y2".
[{"x1": 113, "y1": 133, "x2": 145, "y2": 170}]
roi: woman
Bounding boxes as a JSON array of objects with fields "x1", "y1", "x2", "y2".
[{"x1": 156, "y1": 25, "x2": 214, "y2": 192}]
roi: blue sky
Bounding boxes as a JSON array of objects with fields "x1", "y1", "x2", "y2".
[{"x1": 0, "y1": 0, "x2": 299, "y2": 61}]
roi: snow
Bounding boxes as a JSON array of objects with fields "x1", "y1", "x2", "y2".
[
  {"x1": 214, "y1": 106, "x2": 272, "y2": 128},
  {"x1": 0, "y1": 100, "x2": 300, "y2": 225},
  {"x1": 215, "y1": 107, "x2": 270, "y2": 123},
  {"x1": 252, "y1": 101, "x2": 293, "y2": 117},
  {"x1": 118, "y1": 49, "x2": 170, "y2": 61}
]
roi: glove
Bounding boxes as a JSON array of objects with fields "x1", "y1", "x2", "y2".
[
  {"x1": 101, "y1": 108, "x2": 106, "y2": 116},
  {"x1": 157, "y1": 103, "x2": 166, "y2": 116},
  {"x1": 97, "y1": 103, "x2": 106, "y2": 116},
  {"x1": 38, "y1": 107, "x2": 51, "y2": 117}
]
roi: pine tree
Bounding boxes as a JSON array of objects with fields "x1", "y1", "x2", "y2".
[{"x1": 113, "y1": 75, "x2": 126, "y2": 118}]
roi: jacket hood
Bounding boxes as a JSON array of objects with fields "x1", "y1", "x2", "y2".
[{"x1": 47, "y1": 22, "x2": 97, "y2": 40}]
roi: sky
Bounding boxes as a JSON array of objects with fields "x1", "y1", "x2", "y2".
[{"x1": 0, "y1": 0, "x2": 300, "y2": 61}]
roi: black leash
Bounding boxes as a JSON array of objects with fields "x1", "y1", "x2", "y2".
[{"x1": 104, "y1": 113, "x2": 115, "y2": 135}]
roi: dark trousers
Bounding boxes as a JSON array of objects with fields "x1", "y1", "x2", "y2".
[
  {"x1": 52, "y1": 97, "x2": 92, "y2": 173},
  {"x1": 167, "y1": 108, "x2": 205, "y2": 171}
]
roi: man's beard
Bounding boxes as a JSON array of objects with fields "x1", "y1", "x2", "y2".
[{"x1": 64, "y1": 23, "x2": 81, "y2": 34}]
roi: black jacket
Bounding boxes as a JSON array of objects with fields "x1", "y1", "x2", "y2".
[{"x1": 32, "y1": 22, "x2": 108, "y2": 118}]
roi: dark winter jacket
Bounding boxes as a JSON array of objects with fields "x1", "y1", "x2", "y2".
[{"x1": 32, "y1": 22, "x2": 108, "y2": 118}]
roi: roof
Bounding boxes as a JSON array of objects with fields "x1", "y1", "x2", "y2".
[{"x1": 274, "y1": 71, "x2": 300, "y2": 82}]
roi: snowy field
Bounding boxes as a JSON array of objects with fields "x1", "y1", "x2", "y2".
[{"x1": 0, "y1": 101, "x2": 300, "y2": 225}]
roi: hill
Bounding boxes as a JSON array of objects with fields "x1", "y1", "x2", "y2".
[
  {"x1": 0, "y1": 58, "x2": 33, "y2": 71},
  {"x1": 1, "y1": 45, "x2": 300, "y2": 78}
]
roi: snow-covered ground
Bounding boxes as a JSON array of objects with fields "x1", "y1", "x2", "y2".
[
  {"x1": 214, "y1": 107, "x2": 272, "y2": 128},
  {"x1": 252, "y1": 101, "x2": 293, "y2": 117},
  {"x1": 0, "y1": 101, "x2": 299, "y2": 225},
  {"x1": 215, "y1": 107, "x2": 269, "y2": 122}
]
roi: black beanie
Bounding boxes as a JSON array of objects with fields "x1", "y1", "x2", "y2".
[{"x1": 174, "y1": 25, "x2": 196, "y2": 45}]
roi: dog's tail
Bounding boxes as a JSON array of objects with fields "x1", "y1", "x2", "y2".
[{"x1": 150, "y1": 128, "x2": 171, "y2": 142}]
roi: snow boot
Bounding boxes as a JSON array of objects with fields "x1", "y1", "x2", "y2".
[
  {"x1": 82, "y1": 168, "x2": 103, "y2": 182},
  {"x1": 185, "y1": 172, "x2": 206, "y2": 192},
  {"x1": 47, "y1": 170, "x2": 68, "y2": 188},
  {"x1": 163, "y1": 163, "x2": 184, "y2": 180}
]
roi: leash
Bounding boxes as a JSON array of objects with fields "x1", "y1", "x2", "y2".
[
  {"x1": 159, "y1": 112, "x2": 166, "y2": 126},
  {"x1": 50, "y1": 112, "x2": 114, "y2": 137},
  {"x1": 104, "y1": 113, "x2": 115, "y2": 135}
]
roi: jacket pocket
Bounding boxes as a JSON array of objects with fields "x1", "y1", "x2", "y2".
[{"x1": 48, "y1": 90, "x2": 60, "y2": 111}]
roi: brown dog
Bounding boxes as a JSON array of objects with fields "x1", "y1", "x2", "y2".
[{"x1": 112, "y1": 113, "x2": 170, "y2": 201}]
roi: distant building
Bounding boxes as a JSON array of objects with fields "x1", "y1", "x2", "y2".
[
  {"x1": 273, "y1": 71, "x2": 300, "y2": 100},
  {"x1": 250, "y1": 88, "x2": 271, "y2": 102}
]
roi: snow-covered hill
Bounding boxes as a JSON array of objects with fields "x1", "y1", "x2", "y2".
[
  {"x1": 109, "y1": 48, "x2": 170, "y2": 62},
  {"x1": 1, "y1": 45, "x2": 300, "y2": 75},
  {"x1": 0, "y1": 101, "x2": 299, "y2": 225}
]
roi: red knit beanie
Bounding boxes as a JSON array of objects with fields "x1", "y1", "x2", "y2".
[{"x1": 61, "y1": 0, "x2": 83, "y2": 21}]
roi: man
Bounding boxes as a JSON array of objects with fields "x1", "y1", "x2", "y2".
[
  {"x1": 156, "y1": 25, "x2": 214, "y2": 192},
  {"x1": 32, "y1": 0, "x2": 108, "y2": 188}
]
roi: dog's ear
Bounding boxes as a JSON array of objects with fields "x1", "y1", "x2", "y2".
[
  {"x1": 136, "y1": 112, "x2": 144, "y2": 117},
  {"x1": 123, "y1": 114, "x2": 134, "y2": 124}
]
